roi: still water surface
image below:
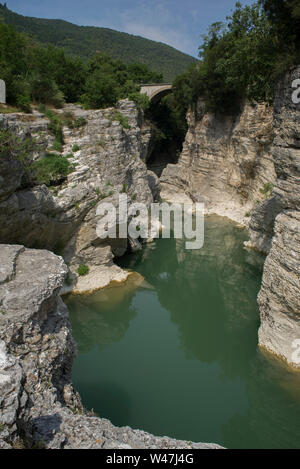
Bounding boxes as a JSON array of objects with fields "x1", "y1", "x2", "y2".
[{"x1": 66, "y1": 216, "x2": 300, "y2": 449}]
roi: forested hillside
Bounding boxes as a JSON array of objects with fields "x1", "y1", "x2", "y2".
[
  {"x1": 0, "y1": 4, "x2": 197, "y2": 82},
  {"x1": 0, "y1": 21, "x2": 163, "y2": 111}
]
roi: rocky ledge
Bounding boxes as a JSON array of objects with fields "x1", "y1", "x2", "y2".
[{"x1": 0, "y1": 244, "x2": 222, "y2": 449}]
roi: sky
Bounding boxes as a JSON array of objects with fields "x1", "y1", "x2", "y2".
[{"x1": 5, "y1": 0, "x2": 256, "y2": 57}]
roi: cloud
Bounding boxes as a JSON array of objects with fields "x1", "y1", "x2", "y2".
[
  {"x1": 122, "y1": 21, "x2": 194, "y2": 54},
  {"x1": 118, "y1": 0, "x2": 197, "y2": 56}
]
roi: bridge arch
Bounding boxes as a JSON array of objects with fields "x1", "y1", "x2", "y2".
[
  {"x1": 141, "y1": 83, "x2": 185, "y2": 177},
  {"x1": 140, "y1": 83, "x2": 172, "y2": 102}
]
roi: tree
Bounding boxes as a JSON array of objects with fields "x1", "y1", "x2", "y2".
[
  {"x1": 172, "y1": 1, "x2": 294, "y2": 116},
  {"x1": 127, "y1": 63, "x2": 163, "y2": 84},
  {"x1": 258, "y1": 0, "x2": 300, "y2": 79},
  {"x1": 81, "y1": 69, "x2": 121, "y2": 109},
  {"x1": 261, "y1": 0, "x2": 300, "y2": 39}
]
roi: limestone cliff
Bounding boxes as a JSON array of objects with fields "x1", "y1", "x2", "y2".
[
  {"x1": 0, "y1": 244, "x2": 221, "y2": 449},
  {"x1": 160, "y1": 100, "x2": 276, "y2": 224},
  {"x1": 0, "y1": 100, "x2": 159, "y2": 294},
  {"x1": 254, "y1": 67, "x2": 300, "y2": 367}
]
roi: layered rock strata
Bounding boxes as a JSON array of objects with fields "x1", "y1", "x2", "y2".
[
  {"x1": 255, "y1": 67, "x2": 300, "y2": 366},
  {"x1": 160, "y1": 100, "x2": 276, "y2": 225},
  {"x1": 0, "y1": 101, "x2": 159, "y2": 294}
]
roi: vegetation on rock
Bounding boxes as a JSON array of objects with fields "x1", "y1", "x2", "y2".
[
  {"x1": 33, "y1": 153, "x2": 74, "y2": 186},
  {"x1": 77, "y1": 265, "x2": 89, "y2": 276},
  {"x1": 0, "y1": 127, "x2": 33, "y2": 167}
]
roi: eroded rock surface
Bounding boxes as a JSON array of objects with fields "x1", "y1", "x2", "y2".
[
  {"x1": 0, "y1": 245, "x2": 222, "y2": 449},
  {"x1": 255, "y1": 67, "x2": 300, "y2": 366},
  {"x1": 0, "y1": 101, "x2": 158, "y2": 294},
  {"x1": 160, "y1": 101, "x2": 276, "y2": 225}
]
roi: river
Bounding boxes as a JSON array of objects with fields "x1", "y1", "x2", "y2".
[{"x1": 66, "y1": 215, "x2": 300, "y2": 449}]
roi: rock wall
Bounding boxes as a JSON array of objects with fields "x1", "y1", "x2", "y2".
[
  {"x1": 160, "y1": 100, "x2": 276, "y2": 225},
  {"x1": 255, "y1": 67, "x2": 300, "y2": 367},
  {"x1": 0, "y1": 101, "x2": 159, "y2": 294},
  {"x1": 0, "y1": 244, "x2": 221, "y2": 449}
]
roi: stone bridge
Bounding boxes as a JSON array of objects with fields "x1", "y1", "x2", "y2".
[{"x1": 140, "y1": 83, "x2": 172, "y2": 102}]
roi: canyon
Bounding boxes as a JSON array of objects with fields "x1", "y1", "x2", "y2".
[{"x1": 0, "y1": 66, "x2": 299, "y2": 448}]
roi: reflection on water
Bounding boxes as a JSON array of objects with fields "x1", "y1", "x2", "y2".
[
  {"x1": 66, "y1": 272, "x2": 145, "y2": 352},
  {"x1": 66, "y1": 216, "x2": 300, "y2": 449}
]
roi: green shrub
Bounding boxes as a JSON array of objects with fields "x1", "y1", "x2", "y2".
[
  {"x1": 260, "y1": 183, "x2": 274, "y2": 199},
  {"x1": 16, "y1": 95, "x2": 32, "y2": 113},
  {"x1": 77, "y1": 264, "x2": 89, "y2": 276},
  {"x1": 121, "y1": 183, "x2": 128, "y2": 193},
  {"x1": 113, "y1": 112, "x2": 131, "y2": 129},
  {"x1": 51, "y1": 140, "x2": 63, "y2": 152},
  {"x1": 30, "y1": 76, "x2": 65, "y2": 108},
  {"x1": 128, "y1": 92, "x2": 150, "y2": 111},
  {"x1": 0, "y1": 128, "x2": 35, "y2": 178},
  {"x1": 72, "y1": 144, "x2": 80, "y2": 152},
  {"x1": 38, "y1": 103, "x2": 46, "y2": 114},
  {"x1": 46, "y1": 110, "x2": 64, "y2": 145},
  {"x1": 33, "y1": 153, "x2": 73, "y2": 186}
]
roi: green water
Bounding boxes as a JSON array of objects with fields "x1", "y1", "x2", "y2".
[{"x1": 66, "y1": 216, "x2": 300, "y2": 449}]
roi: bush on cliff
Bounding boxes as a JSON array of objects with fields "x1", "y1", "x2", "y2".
[
  {"x1": 77, "y1": 265, "x2": 89, "y2": 276},
  {"x1": 0, "y1": 128, "x2": 32, "y2": 162},
  {"x1": 33, "y1": 153, "x2": 73, "y2": 186}
]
